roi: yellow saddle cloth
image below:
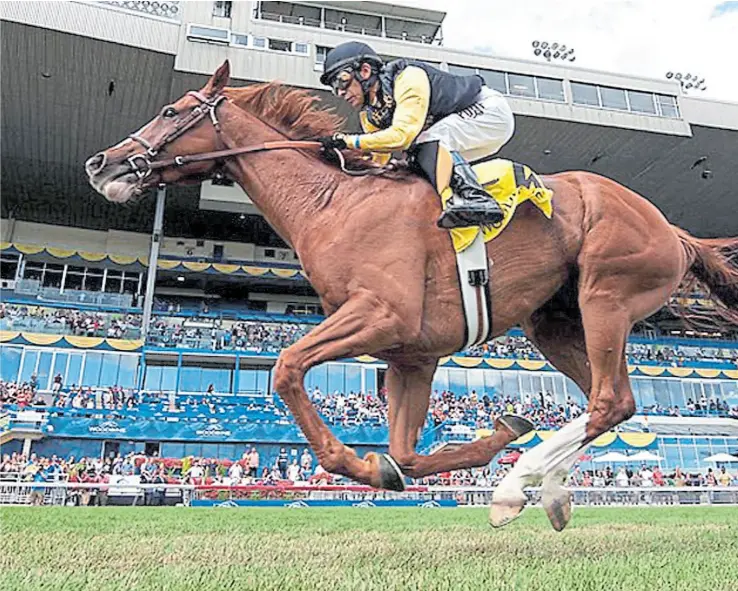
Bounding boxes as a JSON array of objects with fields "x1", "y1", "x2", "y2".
[{"x1": 441, "y1": 159, "x2": 554, "y2": 253}]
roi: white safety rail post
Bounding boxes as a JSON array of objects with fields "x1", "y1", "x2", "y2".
[{"x1": 141, "y1": 185, "x2": 167, "y2": 340}]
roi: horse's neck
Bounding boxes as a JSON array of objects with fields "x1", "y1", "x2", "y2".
[{"x1": 222, "y1": 113, "x2": 340, "y2": 248}]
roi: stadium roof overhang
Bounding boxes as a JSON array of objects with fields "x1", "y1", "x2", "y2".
[{"x1": 2, "y1": 21, "x2": 737, "y2": 243}]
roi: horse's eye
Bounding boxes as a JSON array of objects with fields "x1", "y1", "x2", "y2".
[{"x1": 162, "y1": 107, "x2": 177, "y2": 118}]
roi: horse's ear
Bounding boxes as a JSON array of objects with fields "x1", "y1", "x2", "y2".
[{"x1": 203, "y1": 60, "x2": 230, "y2": 97}]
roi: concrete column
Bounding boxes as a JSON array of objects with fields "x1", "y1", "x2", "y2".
[
  {"x1": 141, "y1": 185, "x2": 166, "y2": 340},
  {"x1": 22, "y1": 437, "x2": 32, "y2": 457}
]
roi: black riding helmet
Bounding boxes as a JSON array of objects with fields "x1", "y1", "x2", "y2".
[{"x1": 320, "y1": 41, "x2": 384, "y2": 87}]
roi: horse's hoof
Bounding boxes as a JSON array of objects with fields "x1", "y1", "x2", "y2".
[
  {"x1": 377, "y1": 454, "x2": 405, "y2": 491},
  {"x1": 542, "y1": 486, "x2": 572, "y2": 532},
  {"x1": 489, "y1": 490, "x2": 528, "y2": 528},
  {"x1": 497, "y1": 414, "x2": 535, "y2": 439}
]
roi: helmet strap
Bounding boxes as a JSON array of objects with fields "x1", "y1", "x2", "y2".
[{"x1": 358, "y1": 71, "x2": 379, "y2": 104}]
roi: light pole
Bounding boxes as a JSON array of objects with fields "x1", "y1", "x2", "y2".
[
  {"x1": 532, "y1": 40, "x2": 576, "y2": 62},
  {"x1": 666, "y1": 72, "x2": 707, "y2": 93}
]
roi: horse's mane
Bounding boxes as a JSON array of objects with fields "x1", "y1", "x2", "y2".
[
  {"x1": 225, "y1": 82, "x2": 343, "y2": 140},
  {"x1": 224, "y1": 82, "x2": 410, "y2": 177}
]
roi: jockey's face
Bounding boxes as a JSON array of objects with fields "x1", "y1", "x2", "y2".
[{"x1": 335, "y1": 63, "x2": 374, "y2": 109}]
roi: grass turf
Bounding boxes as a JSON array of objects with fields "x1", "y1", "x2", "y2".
[{"x1": 1, "y1": 506, "x2": 737, "y2": 591}]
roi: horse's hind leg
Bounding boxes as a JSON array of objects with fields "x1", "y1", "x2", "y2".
[
  {"x1": 518, "y1": 298, "x2": 593, "y2": 531},
  {"x1": 382, "y1": 362, "x2": 534, "y2": 483},
  {"x1": 273, "y1": 291, "x2": 415, "y2": 488},
  {"x1": 490, "y1": 296, "x2": 634, "y2": 528}
]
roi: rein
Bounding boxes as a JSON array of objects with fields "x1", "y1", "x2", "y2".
[{"x1": 127, "y1": 90, "x2": 391, "y2": 180}]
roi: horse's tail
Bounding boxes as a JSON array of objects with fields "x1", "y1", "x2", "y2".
[{"x1": 673, "y1": 227, "x2": 738, "y2": 328}]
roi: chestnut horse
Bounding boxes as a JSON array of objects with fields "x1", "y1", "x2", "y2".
[{"x1": 86, "y1": 62, "x2": 738, "y2": 530}]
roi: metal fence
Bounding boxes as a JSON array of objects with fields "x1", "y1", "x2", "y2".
[{"x1": 2, "y1": 478, "x2": 736, "y2": 508}]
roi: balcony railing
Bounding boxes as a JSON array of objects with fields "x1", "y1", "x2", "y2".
[
  {"x1": 254, "y1": 9, "x2": 442, "y2": 46},
  {"x1": 94, "y1": 0, "x2": 181, "y2": 21}
]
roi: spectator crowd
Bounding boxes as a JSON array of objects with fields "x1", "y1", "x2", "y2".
[
  {"x1": 2, "y1": 302, "x2": 736, "y2": 364},
  {"x1": 2, "y1": 450, "x2": 735, "y2": 507},
  {"x1": 147, "y1": 317, "x2": 310, "y2": 353},
  {"x1": 3, "y1": 378, "x2": 738, "y2": 429},
  {"x1": 0, "y1": 303, "x2": 141, "y2": 339}
]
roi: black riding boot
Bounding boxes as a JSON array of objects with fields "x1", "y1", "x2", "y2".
[{"x1": 437, "y1": 156, "x2": 504, "y2": 229}]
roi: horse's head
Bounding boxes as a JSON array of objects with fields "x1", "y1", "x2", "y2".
[{"x1": 85, "y1": 61, "x2": 232, "y2": 203}]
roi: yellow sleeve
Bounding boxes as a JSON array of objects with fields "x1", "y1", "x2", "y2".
[
  {"x1": 346, "y1": 66, "x2": 430, "y2": 153},
  {"x1": 358, "y1": 112, "x2": 391, "y2": 165}
]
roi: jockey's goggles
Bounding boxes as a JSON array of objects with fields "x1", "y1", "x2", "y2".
[{"x1": 330, "y1": 69, "x2": 355, "y2": 95}]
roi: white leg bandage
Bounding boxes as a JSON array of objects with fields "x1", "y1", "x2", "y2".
[{"x1": 499, "y1": 412, "x2": 592, "y2": 492}]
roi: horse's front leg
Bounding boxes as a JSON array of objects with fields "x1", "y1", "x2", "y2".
[
  {"x1": 272, "y1": 290, "x2": 412, "y2": 488},
  {"x1": 383, "y1": 362, "x2": 533, "y2": 482}
]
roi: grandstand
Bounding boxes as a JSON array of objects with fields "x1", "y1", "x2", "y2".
[{"x1": 1, "y1": 0, "x2": 737, "y2": 490}]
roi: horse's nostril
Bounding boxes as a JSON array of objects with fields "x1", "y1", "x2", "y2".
[{"x1": 85, "y1": 153, "x2": 107, "y2": 175}]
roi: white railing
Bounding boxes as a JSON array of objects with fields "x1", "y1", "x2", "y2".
[
  {"x1": 2, "y1": 479, "x2": 736, "y2": 507},
  {"x1": 93, "y1": 1, "x2": 181, "y2": 21}
]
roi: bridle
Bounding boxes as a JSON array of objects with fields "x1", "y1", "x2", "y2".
[{"x1": 125, "y1": 89, "x2": 392, "y2": 181}]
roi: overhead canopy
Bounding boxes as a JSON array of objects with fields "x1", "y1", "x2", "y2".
[
  {"x1": 592, "y1": 451, "x2": 630, "y2": 463},
  {"x1": 628, "y1": 451, "x2": 664, "y2": 462},
  {"x1": 703, "y1": 453, "x2": 738, "y2": 463}
]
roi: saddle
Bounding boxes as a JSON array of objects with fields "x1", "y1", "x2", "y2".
[{"x1": 444, "y1": 159, "x2": 554, "y2": 253}]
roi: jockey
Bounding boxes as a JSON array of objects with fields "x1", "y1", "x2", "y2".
[{"x1": 318, "y1": 41, "x2": 515, "y2": 229}]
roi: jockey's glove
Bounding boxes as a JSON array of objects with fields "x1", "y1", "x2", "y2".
[{"x1": 317, "y1": 134, "x2": 348, "y2": 151}]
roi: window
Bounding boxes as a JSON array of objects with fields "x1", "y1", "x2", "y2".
[
  {"x1": 0, "y1": 346, "x2": 22, "y2": 383},
  {"x1": 627, "y1": 90, "x2": 657, "y2": 114},
  {"x1": 345, "y1": 366, "x2": 361, "y2": 393},
  {"x1": 82, "y1": 352, "x2": 103, "y2": 386},
  {"x1": 501, "y1": 371, "x2": 519, "y2": 398},
  {"x1": 84, "y1": 269, "x2": 104, "y2": 291},
  {"x1": 187, "y1": 25, "x2": 230, "y2": 44},
  {"x1": 0, "y1": 253, "x2": 19, "y2": 280},
  {"x1": 571, "y1": 82, "x2": 600, "y2": 106},
  {"x1": 179, "y1": 367, "x2": 201, "y2": 393},
  {"x1": 24, "y1": 262, "x2": 44, "y2": 282},
  {"x1": 656, "y1": 94, "x2": 679, "y2": 118},
  {"x1": 231, "y1": 33, "x2": 248, "y2": 47},
  {"x1": 122, "y1": 272, "x2": 140, "y2": 295},
  {"x1": 316, "y1": 45, "x2": 331, "y2": 66},
  {"x1": 268, "y1": 38, "x2": 291, "y2": 52},
  {"x1": 52, "y1": 353, "x2": 68, "y2": 385},
  {"x1": 294, "y1": 42, "x2": 309, "y2": 55},
  {"x1": 599, "y1": 86, "x2": 628, "y2": 111},
  {"x1": 480, "y1": 69, "x2": 507, "y2": 94},
  {"x1": 252, "y1": 36, "x2": 266, "y2": 49},
  {"x1": 212, "y1": 1, "x2": 232, "y2": 18},
  {"x1": 36, "y1": 351, "x2": 53, "y2": 389},
  {"x1": 535, "y1": 77, "x2": 565, "y2": 102},
  {"x1": 483, "y1": 370, "x2": 502, "y2": 394},
  {"x1": 327, "y1": 364, "x2": 345, "y2": 394},
  {"x1": 105, "y1": 270, "x2": 123, "y2": 293},
  {"x1": 507, "y1": 74, "x2": 536, "y2": 98},
  {"x1": 238, "y1": 369, "x2": 270, "y2": 394},
  {"x1": 305, "y1": 365, "x2": 328, "y2": 393},
  {"x1": 144, "y1": 366, "x2": 162, "y2": 391},
  {"x1": 448, "y1": 64, "x2": 478, "y2": 77},
  {"x1": 160, "y1": 366, "x2": 177, "y2": 392},
  {"x1": 100, "y1": 353, "x2": 121, "y2": 387},
  {"x1": 67, "y1": 354, "x2": 83, "y2": 387},
  {"x1": 64, "y1": 266, "x2": 85, "y2": 290},
  {"x1": 43, "y1": 263, "x2": 65, "y2": 289},
  {"x1": 364, "y1": 368, "x2": 376, "y2": 394}
]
